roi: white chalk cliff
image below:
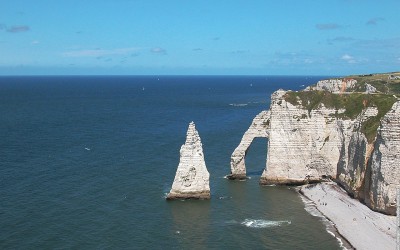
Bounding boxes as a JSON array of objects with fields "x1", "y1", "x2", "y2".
[
  {"x1": 367, "y1": 102, "x2": 400, "y2": 214},
  {"x1": 305, "y1": 78, "x2": 357, "y2": 93},
  {"x1": 230, "y1": 78, "x2": 400, "y2": 215},
  {"x1": 228, "y1": 110, "x2": 270, "y2": 179},
  {"x1": 167, "y1": 122, "x2": 210, "y2": 200}
]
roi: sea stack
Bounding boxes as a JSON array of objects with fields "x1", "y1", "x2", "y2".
[{"x1": 167, "y1": 122, "x2": 210, "y2": 200}]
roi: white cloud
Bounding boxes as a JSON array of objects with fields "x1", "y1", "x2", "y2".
[
  {"x1": 341, "y1": 54, "x2": 356, "y2": 63},
  {"x1": 63, "y1": 47, "x2": 141, "y2": 57},
  {"x1": 341, "y1": 54, "x2": 353, "y2": 60},
  {"x1": 150, "y1": 47, "x2": 167, "y2": 55},
  {"x1": 304, "y1": 59, "x2": 313, "y2": 64}
]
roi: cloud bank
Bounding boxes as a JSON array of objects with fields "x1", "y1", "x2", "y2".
[
  {"x1": 341, "y1": 54, "x2": 356, "y2": 63},
  {"x1": 366, "y1": 17, "x2": 384, "y2": 25},
  {"x1": 63, "y1": 47, "x2": 141, "y2": 57},
  {"x1": 150, "y1": 47, "x2": 167, "y2": 55},
  {"x1": 7, "y1": 25, "x2": 30, "y2": 33}
]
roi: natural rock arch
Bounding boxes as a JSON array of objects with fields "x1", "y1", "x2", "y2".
[{"x1": 228, "y1": 111, "x2": 270, "y2": 180}]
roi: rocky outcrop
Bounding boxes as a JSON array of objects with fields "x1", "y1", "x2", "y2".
[
  {"x1": 305, "y1": 79, "x2": 357, "y2": 93},
  {"x1": 228, "y1": 111, "x2": 270, "y2": 180},
  {"x1": 365, "y1": 83, "x2": 377, "y2": 94},
  {"x1": 230, "y1": 81, "x2": 400, "y2": 215},
  {"x1": 167, "y1": 122, "x2": 210, "y2": 200}
]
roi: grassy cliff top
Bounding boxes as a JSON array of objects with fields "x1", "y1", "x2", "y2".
[
  {"x1": 344, "y1": 72, "x2": 400, "y2": 94},
  {"x1": 283, "y1": 72, "x2": 399, "y2": 142}
]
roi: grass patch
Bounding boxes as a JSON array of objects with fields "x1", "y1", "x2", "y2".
[
  {"x1": 389, "y1": 82, "x2": 400, "y2": 93},
  {"x1": 361, "y1": 94, "x2": 398, "y2": 142},
  {"x1": 348, "y1": 72, "x2": 400, "y2": 94},
  {"x1": 284, "y1": 91, "x2": 366, "y2": 118}
]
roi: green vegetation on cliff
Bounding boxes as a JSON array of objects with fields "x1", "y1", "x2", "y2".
[
  {"x1": 348, "y1": 72, "x2": 400, "y2": 95},
  {"x1": 284, "y1": 84, "x2": 397, "y2": 143},
  {"x1": 283, "y1": 72, "x2": 400, "y2": 142}
]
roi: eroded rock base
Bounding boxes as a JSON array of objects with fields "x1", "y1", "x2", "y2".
[
  {"x1": 166, "y1": 191, "x2": 211, "y2": 200},
  {"x1": 259, "y1": 177, "x2": 323, "y2": 186},
  {"x1": 226, "y1": 174, "x2": 247, "y2": 180}
]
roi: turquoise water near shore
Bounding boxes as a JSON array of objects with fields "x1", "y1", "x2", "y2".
[{"x1": 1, "y1": 76, "x2": 341, "y2": 249}]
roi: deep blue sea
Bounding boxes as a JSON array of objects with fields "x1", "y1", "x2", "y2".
[{"x1": 0, "y1": 76, "x2": 342, "y2": 249}]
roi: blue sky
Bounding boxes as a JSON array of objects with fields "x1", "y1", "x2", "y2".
[{"x1": 0, "y1": 0, "x2": 399, "y2": 75}]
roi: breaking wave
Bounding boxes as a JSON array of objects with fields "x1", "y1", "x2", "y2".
[{"x1": 241, "y1": 219, "x2": 291, "y2": 228}]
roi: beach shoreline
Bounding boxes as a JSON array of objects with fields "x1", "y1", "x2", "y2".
[{"x1": 298, "y1": 182, "x2": 396, "y2": 250}]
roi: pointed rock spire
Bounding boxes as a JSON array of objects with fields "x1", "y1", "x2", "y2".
[{"x1": 167, "y1": 122, "x2": 210, "y2": 200}]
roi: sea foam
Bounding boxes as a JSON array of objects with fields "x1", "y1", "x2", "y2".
[
  {"x1": 241, "y1": 219, "x2": 291, "y2": 228},
  {"x1": 229, "y1": 103, "x2": 248, "y2": 107}
]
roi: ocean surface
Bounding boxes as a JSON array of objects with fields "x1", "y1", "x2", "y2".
[{"x1": 0, "y1": 76, "x2": 342, "y2": 249}]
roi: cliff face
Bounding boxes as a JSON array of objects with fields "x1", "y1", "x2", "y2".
[
  {"x1": 366, "y1": 102, "x2": 400, "y2": 214},
  {"x1": 167, "y1": 122, "x2": 210, "y2": 200},
  {"x1": 335, "y1": 107, "x2": 378, "y2": 200},
  {"x1": 260, "y1": 89, "x2": 345, "y2": 185},
  {"x1": 230, "y1": 78, "x2": 400, "y2": 215}
]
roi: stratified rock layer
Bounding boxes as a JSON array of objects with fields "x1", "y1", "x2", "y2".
[
  {"x1": 261, "y1": 90, "x2": 344, "y2": 185},
  {"x1": 167, "y1": 122, "x2": 210, "y2": 200},
  {"x1": 230, "y1": 83, "x2": 400, "y2": 215}
]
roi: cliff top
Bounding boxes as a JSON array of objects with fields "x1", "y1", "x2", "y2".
[
  {"x1": 284, "y1": 72, "x2": 400, "y2": 142},
  {"x1": 345, "y1": 72, "x2": 400, "y2": 94}
]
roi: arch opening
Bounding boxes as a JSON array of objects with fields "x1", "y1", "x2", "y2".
[
  {"x1": 228, "y1": 110, "x2": 270, "y2": 180},
  {"x1": 245, "y1": 137, "x2": 268, "y2": 178}
]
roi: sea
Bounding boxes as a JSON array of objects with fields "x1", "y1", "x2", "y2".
[{"x1": 0, "y1": 76, "x2": 343, "y2": 249}]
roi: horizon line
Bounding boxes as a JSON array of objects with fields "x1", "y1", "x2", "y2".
[{"x1": 0, "y1": 74, "x2": 341, "y2": 77}]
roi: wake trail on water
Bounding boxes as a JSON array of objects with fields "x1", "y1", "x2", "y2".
[
  {"x1": 229, "y1": 103, "x2": 248, "y2": 107},
  {"x1": 226, "y1": 219, "x2": 291, "y2": 228}
]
